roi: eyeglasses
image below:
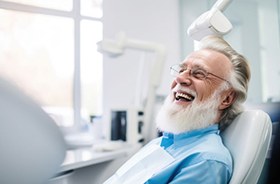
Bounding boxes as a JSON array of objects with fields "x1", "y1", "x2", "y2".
[{"x1": 170, "y1": 64, "x2": 231, "y2": 85}]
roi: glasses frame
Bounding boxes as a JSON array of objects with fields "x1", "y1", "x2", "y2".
[{"x1": 170, "y1": 64, "x2": 231, "y2": 85}]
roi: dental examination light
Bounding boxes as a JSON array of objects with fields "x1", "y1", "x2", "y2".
[
  {"x1": 0, "y1": 78, "x2": 66, "y2": 184},
  {"x1": 187, "y1": 0, "x2": 233, "y2": 42},
  {"x1": 97, "y1": 32, "x2": 166, "y2": 144}
]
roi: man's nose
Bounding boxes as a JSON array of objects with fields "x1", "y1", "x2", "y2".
[
  {"x1": 174, "y1": 71, "x2": 192, "y2": 86},
  {"x1": 180, "y1": 68, "x2": 192, "y2": 77}
]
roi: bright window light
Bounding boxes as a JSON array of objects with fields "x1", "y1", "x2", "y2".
[{"x1": 0, "y1": 1, "x2": 103, "y2": 127}]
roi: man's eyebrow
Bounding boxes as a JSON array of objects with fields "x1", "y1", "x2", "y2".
[
  {"x1": 181, "y1": 63, "x2": 207, "y2": 70},
  {"x1": 193, "y1": 65, "x2": 206, "y2": 70}
]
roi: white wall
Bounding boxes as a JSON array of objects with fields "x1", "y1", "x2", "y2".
[
  {"x1": 258, "y1": 0, "x2": 280, "y2": 102},
  {"x1": 102, "y1": 0, "x2": 181, "y2": 139}
]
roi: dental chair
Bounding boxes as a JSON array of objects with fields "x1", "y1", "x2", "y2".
[
  {"x1": 221, "y1": 110, "x2": 272, "y2": 184},
  {"x1": 0, "y1": 78, "x2": 66, "y2": 184}
]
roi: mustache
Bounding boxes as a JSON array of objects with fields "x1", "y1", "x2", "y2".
[{"x1": 172, "y1": 85, "x2": 197, "y2": 98}]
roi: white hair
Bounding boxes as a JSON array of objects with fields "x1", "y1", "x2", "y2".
[{"x1": 198, "y1": 36, "x2": 251, "y2": 130}]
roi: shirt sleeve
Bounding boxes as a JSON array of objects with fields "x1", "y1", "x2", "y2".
[{"x1": 169, "y1": 160, "x2": 231, "y2": 184}]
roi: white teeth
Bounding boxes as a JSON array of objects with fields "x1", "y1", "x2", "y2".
[{"x1": 176, "y1": 92, "x2": 194, "y2": 101}]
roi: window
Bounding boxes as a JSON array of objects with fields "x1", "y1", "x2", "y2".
[{"x1": 0, "y1": 0, "x2": 103, "y2": 127}]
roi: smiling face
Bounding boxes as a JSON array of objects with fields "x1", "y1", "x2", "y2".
[
  {"x1": 155, "y1": 49, "x2": 236, "y2": 134},
  {"x1": 171, "y1": 49, "x2": 233, "y2": 109}
]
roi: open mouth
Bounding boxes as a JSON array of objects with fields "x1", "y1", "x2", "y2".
[{"x1": 175, "y1": 92, "x2": 195, "y2": 102}]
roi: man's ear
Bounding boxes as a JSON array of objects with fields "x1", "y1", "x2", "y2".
[{"x1": 219, "y1": 90, "x2": 236, "y2": 110}]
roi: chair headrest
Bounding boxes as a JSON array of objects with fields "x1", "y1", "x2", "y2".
[{"x1": 221, "y1": 110, "x2": 272, "y2": 184}]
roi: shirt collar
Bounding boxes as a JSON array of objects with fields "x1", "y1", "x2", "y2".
[{"x1": 160, "y1": 124, "x2": 219, "y2": 149}]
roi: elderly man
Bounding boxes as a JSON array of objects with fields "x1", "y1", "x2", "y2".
[{"x1": 104, "y1": 36, "x2": 251, "y2": 184}]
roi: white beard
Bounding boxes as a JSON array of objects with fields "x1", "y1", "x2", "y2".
[{"x1": 156, "y1": 87, "x2": 223, "y2": 134}]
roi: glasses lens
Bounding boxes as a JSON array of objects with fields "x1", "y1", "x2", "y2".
[
  {"x1": 170, "y1": 65, "x2": 181, "y2": 76},
  {"x1": 191, "y1": 68, "x2": 207, "y2": 79}
]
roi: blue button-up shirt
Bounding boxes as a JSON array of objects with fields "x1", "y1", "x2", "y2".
[{"x1": 144, "y1": 125, "x2": 232, "y2": 184}]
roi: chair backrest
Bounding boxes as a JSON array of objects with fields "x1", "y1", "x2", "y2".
[{"x1": 221, "y1": 110, "x2": 272, "y2": 184}]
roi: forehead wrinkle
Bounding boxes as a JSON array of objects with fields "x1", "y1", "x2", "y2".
[
  {"x1": 190, "y1": 50, "x2": 231, "y2": 76},
  {"x1": 181, "y1": 56, "x2": 209, "y2": 71}
]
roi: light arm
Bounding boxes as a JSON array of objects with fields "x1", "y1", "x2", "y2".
[
  {"x1": 98, "y1": 32, "x2": 166, "y2": 143},
  {"x1": 211, "y1": 0, "x2": 232, "y2": 12},
  {"x1": 187, "y1": 0, "x2": 233, "y2": 42}
]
